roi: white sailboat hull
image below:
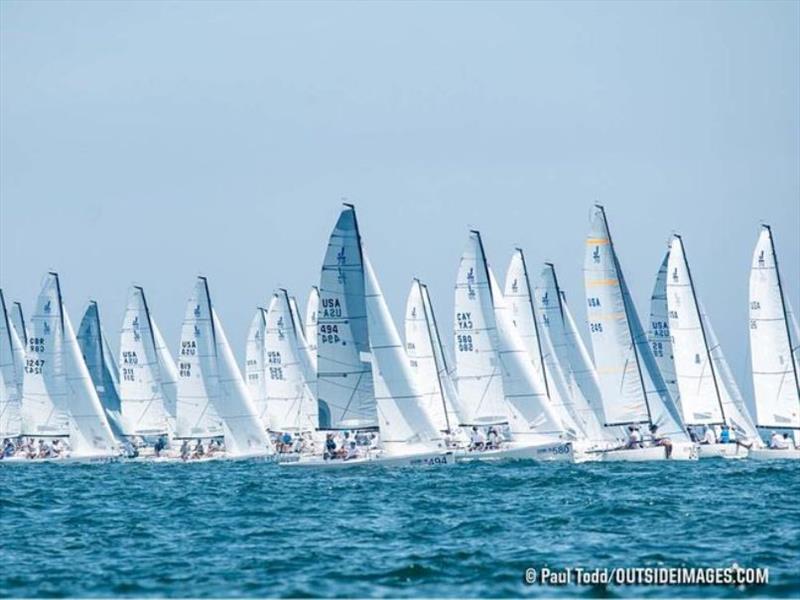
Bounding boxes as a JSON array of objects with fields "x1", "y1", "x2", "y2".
[
  {"x1": 0, "y1": 454, "x2": 119, "y2": 465},
  {"x1": 455, "y1": 441, "x2": 573, "y2": 463},
  {"x1": 602, "y1": 442, "x2": 698, "y2": 462},
  {"x1": 697, "y1": 443, "x2": 749, "y2": 459},
  {"x1": 280, "y1": 450, "x2": 455, "y2": 469},
  {"x1": 748, "y1": 447, "x2": 800, "y2": 461}
]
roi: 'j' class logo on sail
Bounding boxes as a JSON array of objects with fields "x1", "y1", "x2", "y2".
[
  {"x1": 466, "y1": 267, "x2": 476, "y2": 299},
  {"x1": 592, "y1": 246, "x2": 600, "y2": 264}
]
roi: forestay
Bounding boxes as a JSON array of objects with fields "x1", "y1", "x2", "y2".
[
  {"x1": 263, "y1": 291, "x2": 318, "y2": 432},
  {"x1": 316, "y1": 205, "x2": 376, "y2": 430},
  {"x1": 118, "y1": 287, "x2": 174, "y2": 436},
  {"x1": 749, "y1": 226, "x2": 800, "y2": 430},
  {"x1": 364, "y1": 256, "x2": 443, "y2": 454}
]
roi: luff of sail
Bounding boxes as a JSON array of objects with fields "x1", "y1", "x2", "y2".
[
  {"x1": 245, "y1": 308, "x2": 270, "y2": 429},
  {"x1": 175, "y1": 277, "x2": 224, "y2": 439},
  {"x1": 11, "y1": 301, "x2": 27, "y2": 346},
  {"x1": 316, "y1": 205, "x2": 376, "y2": 430},
  {"x1": 666, "y1": 236, "x2": 725, "y2": 426},
  {"x1": 118, "y1": 286, "x2": 172, "y2": 436},
  {"x1": 0, "y1": 289, "x2": 24, "y2": 437},
  {"x1": 364, "y1": 256, "x2": 443, "y2": 454},
  {"x1": 749, "y1": 225, "x2": 800, "y2": 430},
  {"x1": 405, "y1": 279, "x2": 463, "y2": 432},
  {"x1": 263, "y1": 290, "x2": 318, "y2": 432}
]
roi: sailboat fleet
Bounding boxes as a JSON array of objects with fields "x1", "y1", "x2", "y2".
[{"x1": 1, "y1": 205, "x2": 798, "y2": 466}]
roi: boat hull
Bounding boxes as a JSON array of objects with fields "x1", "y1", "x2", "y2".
[
  {"x1": 455, "y1": 441, "x2": 573, "y2": 463},
  {"x1": 0, "y1": 454, "x2": 119, "y2": 465},
  {"x1": 602, "y1": 442, "x2": 698, "y2": 462},
  {"x1": 280, "y1": 450, "x2": 455, "y2": 469},
  {"x1": 697, "y1": 443, "x2": 749, "y2": 459},
  {"x1": 748, "y1": 448, "x2": 800, "y2": 460}
]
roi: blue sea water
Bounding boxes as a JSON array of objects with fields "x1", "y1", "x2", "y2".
[{"x1": 1, "y1": 459, "x2": 798, "y2": 598}]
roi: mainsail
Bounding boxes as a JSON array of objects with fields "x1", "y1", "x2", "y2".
[
  {"x1": 364, "y1": 256, "x2": 443, "y2": 453},
  {"x1": 504, "y1": 249, "x2": 583, "y2": 438},
  {"x1": 119, "y1": 287, "x2": 175, "y2": 436},
  {"x1": 584, "y1": 206, "x2": 687, "y2": 439},
  {"x1": 749, "y1": 225, "x2": 800, "y2": 430},
  {"x1": 263, "y1": 290, "x2": 318, "y2": 432},
  {"x1": 0, "y1": 289, "x2": 24, "y2": 437},
  {"x1": 245, "y1": 307, "x2": 270, "y2": 428},
  {"x1": 304, "y1": 286, "x2": 319, "y2": 373},
  {"x1": 649, "y1": 251, "x2": 680, "y2": 404},
  {"x1": 534, "y1": 264, "x2": 612, "y2": 443},
  {"x1": 290, "y1": 295, "x2": 317, "y2": 399},
  {"x1": 77, "y1": 301, "x2": 125, "y2": 439},
  {"x1": 316, "y1": 205, "x2": 376, "y2": 430},
  {"x1": 175, "y1": 277, "x2": 224, "y2": 438},
  {"x1": 405, "y1": 279, "x2": 463, "y2": 432}
]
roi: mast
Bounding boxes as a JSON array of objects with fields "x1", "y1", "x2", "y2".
[
  {"x1": 0, "y1": 290, "x2": 14, "y2": 361},
  {"x1": 545, "y1": 263, "x2": 567, "y2": 325},
  {"x1": 52, "y1": 272, "x2": 65, "y2": 333},
  {"x1": 766, "y1": 225, "x2": 800, "y2": 415},
  {"x1": 13, "y1": 302, "x2": 27, "y2": 345},
  {"x1": 474, "y1": 231, "x2": 494, "y2": 306},
  {"x1": 417, "y1": 280, "x2": 451, "y2": 433},
  {"x1": 597, "y1": 206, "x2": 653, "y2": 425},
  {"x1": 676, "y1": 235, "x2": 726, "y2": 424},
  {"x1": 199, "y1": 276, "x2": 217, "y2": 353},
  {"x1": 518, "y1": 249, "x2": 551, "y2": 400},
  {"x1": 90, "y1": 300, "x2": 107, "y2": 377}
]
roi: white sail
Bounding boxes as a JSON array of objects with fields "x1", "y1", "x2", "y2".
[
  {"x1": 62, "y1": 311, "x2": 118, "y2": 456},
  {"x1": 453, "y1": 231, "x2": 515, "y2": 426},
  {"x1": 364, "y1": 256, "x2": 442, "y2": 454},
  {"x1": 77, "y1": 302, "x2": 125, "y2": 439},
  {"x1": 119, "y1": 287, "x2": 173, "y2": 436},
  {"x1": 152, "y1": 318, "x2": 178, "y2": 428},
  {"x1": 21, "y1": 273, "x2": 71, "y2": 436},
  {"x1": 316, "y1": 205, "x2": 376, "y2": 430},
  {"x1": 304, "y1": 286, "x2": 319, "y2": 373},
  {"x1": 290, "y1": 295, "x2": 317, "y2": 399},
  {"x1": 211, "y1": 308, "x2": 272, "y2": 457},
  {"x1": 405, "y1": 279, "x2": 463, "y2": 432},
  {"x1": 11, "y1": 301, "x2": 27, "y2": 346},
  {"x1": 534, "y1": 265, "x2": 612, "y2": 443},
  {"x1": 175, "y1": 278, "x2": 224, "y2": 439},
  {"x1": 245, "y1": 308, "x2": 270, "y2": 428},
  {"x1": 749, "y1": 226, "x2": 800, "y2": 430},
  {"x1": 666, "y1": 237, "x2": 725, "y2": 425},
  {"x1": 584, "y1": 206, "x2": 687, "y2": 439},
  {"x1": 504, "y1": 250, "x2": 583, "y2": 438},
  {"x1": 0, "y1": 289, "x2": 24, "y2": 437},
  {"x1": 649, "y1": 251, "x2": 680, "y2": 404},
  {"x1": 264, "y1": 291, "x2": 318, "y2": 432}
]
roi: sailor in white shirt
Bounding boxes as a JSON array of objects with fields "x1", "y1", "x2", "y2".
[
  {"x1": 469, "y1": 426, "x2": 486, "y2": 451},
  {"x1": 625, "y1": 426, "x2": 642, "y2": 449},
  {"x1": 769, "y1": 431, "x2": 790, "y2": 450},
  {"x1": 702, "y1": 427, "x2": 717, "y2": 445}
]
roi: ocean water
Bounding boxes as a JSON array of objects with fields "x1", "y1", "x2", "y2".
[{"x1": 1, "y1": 459, "x2": 798, "y2": 598}]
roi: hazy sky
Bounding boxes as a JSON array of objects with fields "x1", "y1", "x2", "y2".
[{"x1": 1, "y1": 1, "x2": 798, "y2": 398}]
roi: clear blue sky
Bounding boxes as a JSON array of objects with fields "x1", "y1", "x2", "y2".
[{"x1": 1, "y1": 1, "x2": 798, "y2": 397}]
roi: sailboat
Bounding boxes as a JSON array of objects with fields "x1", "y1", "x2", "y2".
[
  {"x1": 77, "y1": 301, "x2": 127, "y2": 441},
  {"x1": 262, "y1": 290, "x2": 318, "y2": 436},
  {"x1": 0, "y1": 289, "x2": 24, "y2": 440},
  {"x1": 748, "y1": 225, "x2": 800, "y2": 460},
  {"x1": 285, "y1": 204, "x2": 453, "y2": 468},
  {"x1": 584, "y1": 207, "x2": 696, "y2": 461},
  {"x1": 405, "y1": 278, "x2": 466, "y2": 440},
  {"x1": 9, "y1": 273, "x2": 119, "y2": 463},
  {"x1": 118, "y1": 286, "x2": 179, "y2": 454},
  {"x1": 174, "y1": 277, "x2": 273, "y2": 461},
  {"x1": 665, "y1": 236, "x2": 761, "y2": 458},
  {"x1": 532, "y1": 263, "x2": 621, "y2": 455},
  {"x1": 452, "y1": 231, "x2": 573, "y2": 461}
]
